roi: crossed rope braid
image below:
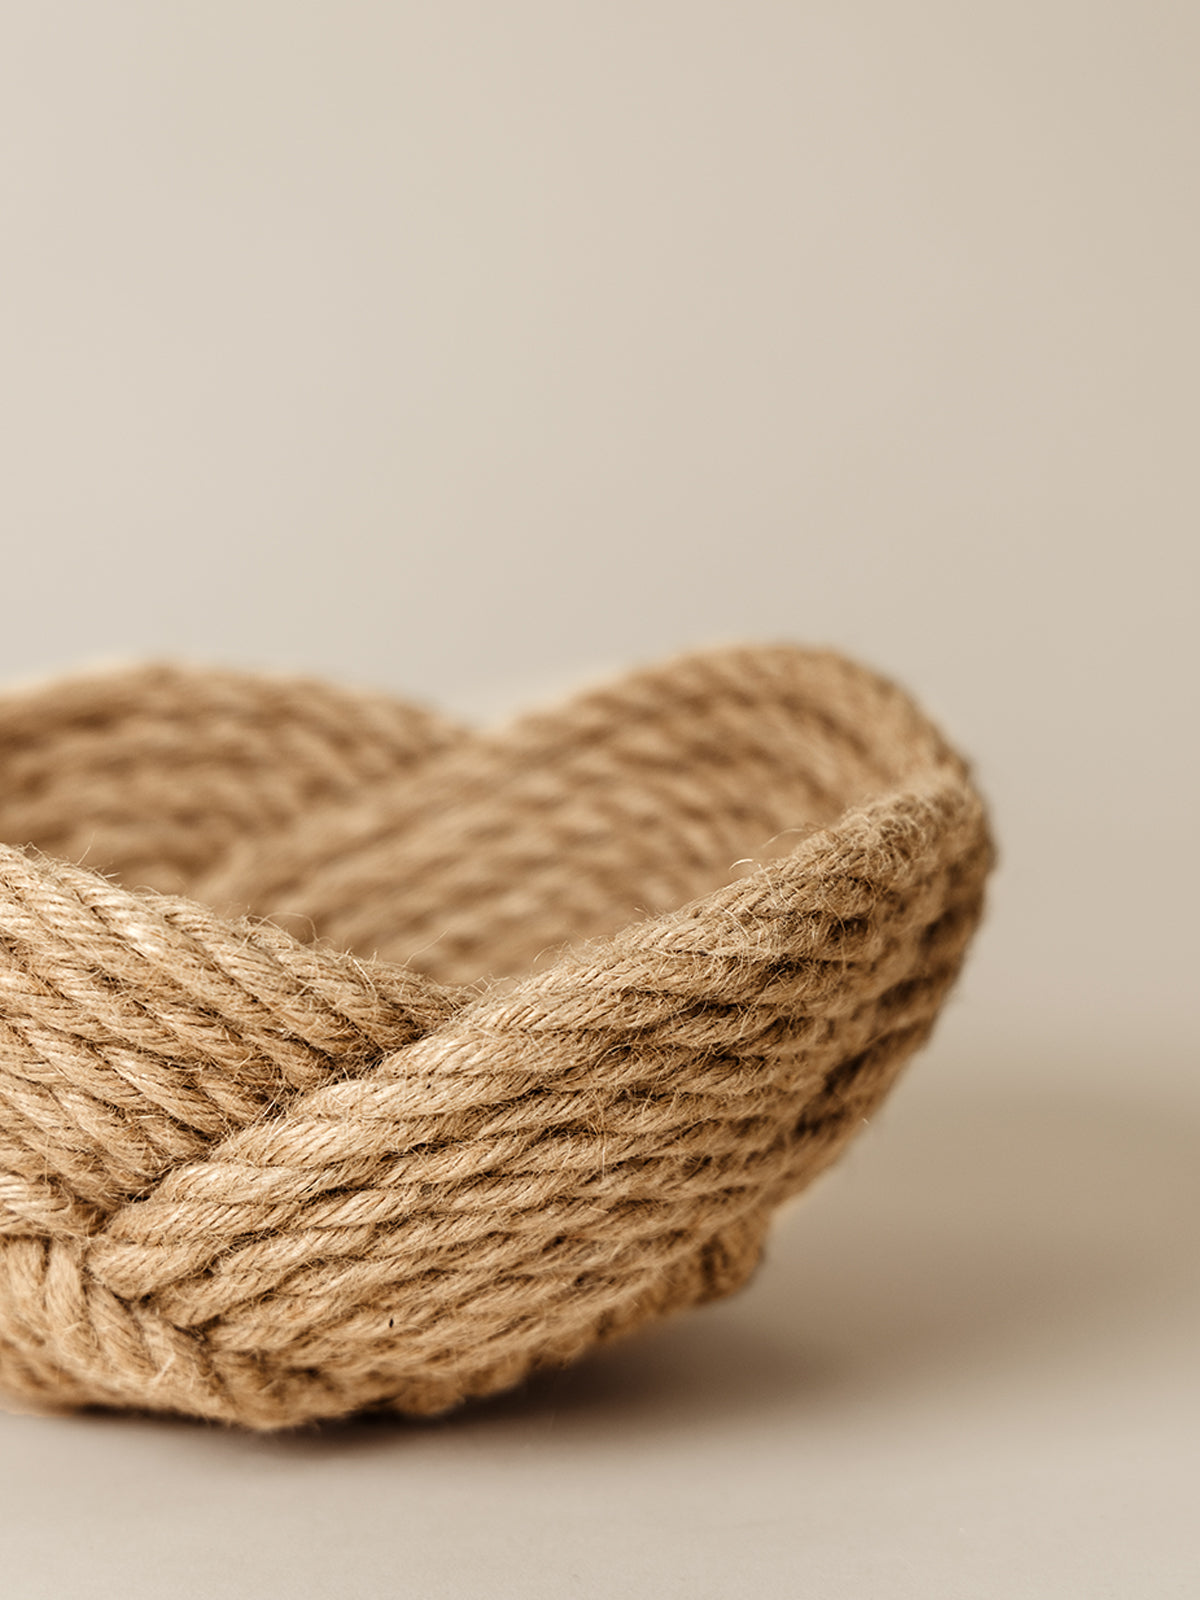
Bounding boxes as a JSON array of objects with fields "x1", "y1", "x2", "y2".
[{"x1": 0, "y1": 646, "x2": 993, "y2": 1428}]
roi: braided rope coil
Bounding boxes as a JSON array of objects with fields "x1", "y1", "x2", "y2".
[{"x1": 0, "y1": 645, "x2": 993, "y2": 1429}]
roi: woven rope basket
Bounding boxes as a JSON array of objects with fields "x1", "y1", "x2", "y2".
[{"x1": 0, "y1": 644, "x2": 993, "y2": 1428}]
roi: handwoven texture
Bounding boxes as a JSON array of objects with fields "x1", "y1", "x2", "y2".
[{"x1": 0, "y1": 645, "x2": 993, "y2": 1429}]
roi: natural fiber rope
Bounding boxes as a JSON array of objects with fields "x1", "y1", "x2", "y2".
[{"x1": 0, "y1": 645, "x2": 993, "y2": 1428}]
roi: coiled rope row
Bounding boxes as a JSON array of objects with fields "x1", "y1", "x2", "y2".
[{"x1": 0, "y1": 645, "x2": 993, "y2": 1428}]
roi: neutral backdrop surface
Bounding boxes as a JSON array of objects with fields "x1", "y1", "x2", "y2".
[{"x1": 0, "y1": 4, "x2": 1196, "y2": 1595}]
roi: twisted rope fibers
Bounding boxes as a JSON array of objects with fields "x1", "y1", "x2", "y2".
[{"x1": 0, "y1": 645, "x2": 994, "y2": 1428}]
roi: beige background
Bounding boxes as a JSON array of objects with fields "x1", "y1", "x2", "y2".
[{"x1": 0, "y1": 3, "x2": 1196, "y2": 1595}]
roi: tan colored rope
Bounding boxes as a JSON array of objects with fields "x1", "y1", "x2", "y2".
[{"x1": 0, "y1": 645, "x2": 993, "y2": 1428}]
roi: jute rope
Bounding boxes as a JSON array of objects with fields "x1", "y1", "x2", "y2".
[{"x1": 0, "y1": 645, "x2": 993, "y2": 1428}]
